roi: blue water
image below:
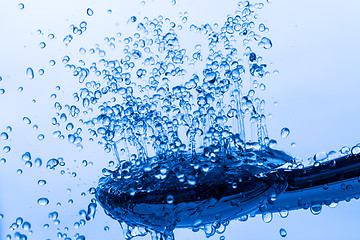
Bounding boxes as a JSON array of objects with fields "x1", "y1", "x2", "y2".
[{"x1": 1, "y1": 0, "x2": 360, "y2": 240}]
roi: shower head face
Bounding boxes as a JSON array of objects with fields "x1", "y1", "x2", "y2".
[{"x1": 96, "y1": 148, "x2": 290, "y2": 232}]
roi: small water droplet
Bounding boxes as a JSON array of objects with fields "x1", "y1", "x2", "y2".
[
  {"x1": 37, "y1": 197, "x2": 49, "y2": 206},
  {"x1": 3, "y1": 146, "x2": 11, "y2": 153},
  {"x1": 66, "y1": 123, "x2": 74, "y2": 131},
  {"x1": 279, "y1": 228, "x2": 287, "y2": 237},
  {"x1": 280, "y1": 127, "x2": 290, "y2": 138},
  {"x1": 1, "y1": 132, "x2": 9, "y2": 140},
  {"x1": 23, "y1": 117, "x2": 31, "y2": 124},
  {"x1": 26, "y1": 68, "x2": 34, "y2": 79},
  {"x1": 340, "y1": 146, "x2": 350, "y2": 155},
  {"x1": 39, "y1": 42, "x2": 46, "y2": 49},
  {"x1": 279, "y1": 209, "x2": 289, "y2": 218},
  {"x1": 25, "y1": 161, "x2": 32, "y2": 168},
  {"x1": 22, "y1": 221, "x2": 31, "y2": 230},
  {"x1": 37, "y1": 134, "x2": 45, "y2": 140},
  {"x1": 34, "y1": 158, "x2": 42, "y2": 167},
  {"x1": 166, "y1": 195, "x2": 174, "y2": 204},
  {"x1": 87, "y1": 8, "x2": 94, "y2": 16},
  {"x1": 21, "y1": 152, "x2": 31, "y2": 161},
  {"x1": 38, "y1": 179, "x2": 47, "y2": 186},
  {"x1": 18, "y1": 3, "x2": 24, "y2": 10}
]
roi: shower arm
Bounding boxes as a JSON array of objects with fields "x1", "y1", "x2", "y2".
[{"x1": 260, "y1": 153, "x2": 360, "y2": 214}]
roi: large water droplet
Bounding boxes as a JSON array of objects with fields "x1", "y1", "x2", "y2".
[{"x1": 262, "y1": 212, "x2": 273, "y2": 223}]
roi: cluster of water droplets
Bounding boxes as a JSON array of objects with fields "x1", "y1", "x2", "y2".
[{"x1": 3, "y1": 0, "x2": 360, "y2": 240}]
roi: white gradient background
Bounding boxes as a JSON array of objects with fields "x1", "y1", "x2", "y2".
[{"x1": 0, "y1": 0, "x2": 360, "y2": 239}]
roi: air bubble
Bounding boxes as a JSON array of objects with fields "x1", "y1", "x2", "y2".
[{"x1": 18, "y1": 3, "x2": 24, "y2": 10}]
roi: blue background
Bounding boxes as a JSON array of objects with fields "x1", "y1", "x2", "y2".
[{"x1": 1, "y1": 0, "x2": 360, "y2": 239}]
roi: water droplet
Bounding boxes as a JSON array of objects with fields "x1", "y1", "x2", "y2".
[
  {"x1": 85, "y1": 202, "x2": 97, "y2": 221},
  {"x1": 34, "y1": 158, "x2": 42, "y2": 167},
  {"x1": 17, "y1": 169, "x2": 23, "y2": 174},
  {"x1": 26, "y1": 67, "x2": 34, "y2": 79},
  {"x1": 37, "y1": 134, "x2": 45, "y2": 140},
  {"x1": 280, "y1": 127, "x2": 290, "y2": 138},
  {"x1": 66, "y1": 123, "x2": 74, "y2": 131},
  {"x1": 259, "y1": 37, "x2": 272, "y2": 49},
  {"x1": 38, "y1": 179, "x2": 46, "y2": 186},
  {"x1": 310, "y1": 204, "x2": 322, "y2": 215},
  {"x1": 18, "y1": 3, "x2": 24, "y2": 10},
  {"x1": 46, "y1": 158, "x2": 59, "y2": 169},
  {"x1": 87, "y1": 8, "x2": 93, "y2": 16},
  {"x1": 3, "y1": 146, "x2": 11, "y2": 153},
  {"x1": 279, "y1": 228, "x2": 287, "y2": 237},
  {"x1": 25, "y1": 161, "x2": 32, "y2": 168},
  {"x1": 340, "y1": 146, "x2": 350, "y2": 155},
  {"x1": 23, "y1": 117, "x2": 31, "y2": 124},
  {"x1": 314, "y1": 152, "x2": 327, "y2": 162},
  {"x1": 63, "y1": 35, "x2": 73, "y2": 45},
  {"x1": 21, "y1": 152, "x2": 31, "y2": 161},
  {"x1": 22, "y1": 221, "x2": 31, "y2": 230},
  {"x1": 279, "y1": 209, "x2": 289, "y2": 218},
  {"x1": 37, "y1": 198, "x2": 49, "y2": 206},
  {"x1": 1, "y1": 132, "x2": 9, "y2": 140},
  {"x1": 351, "y1": 146, "x2": 360, "y2": 155},
  {"x1": 166, "y1": 195, "x2": 174, "y2": 204},
  {"x1": 39, "y1": 42, "x2": 46, "y2": 49},
  {"x1": 262, "y1": 212, "x2": 272, "y2": 223}
]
